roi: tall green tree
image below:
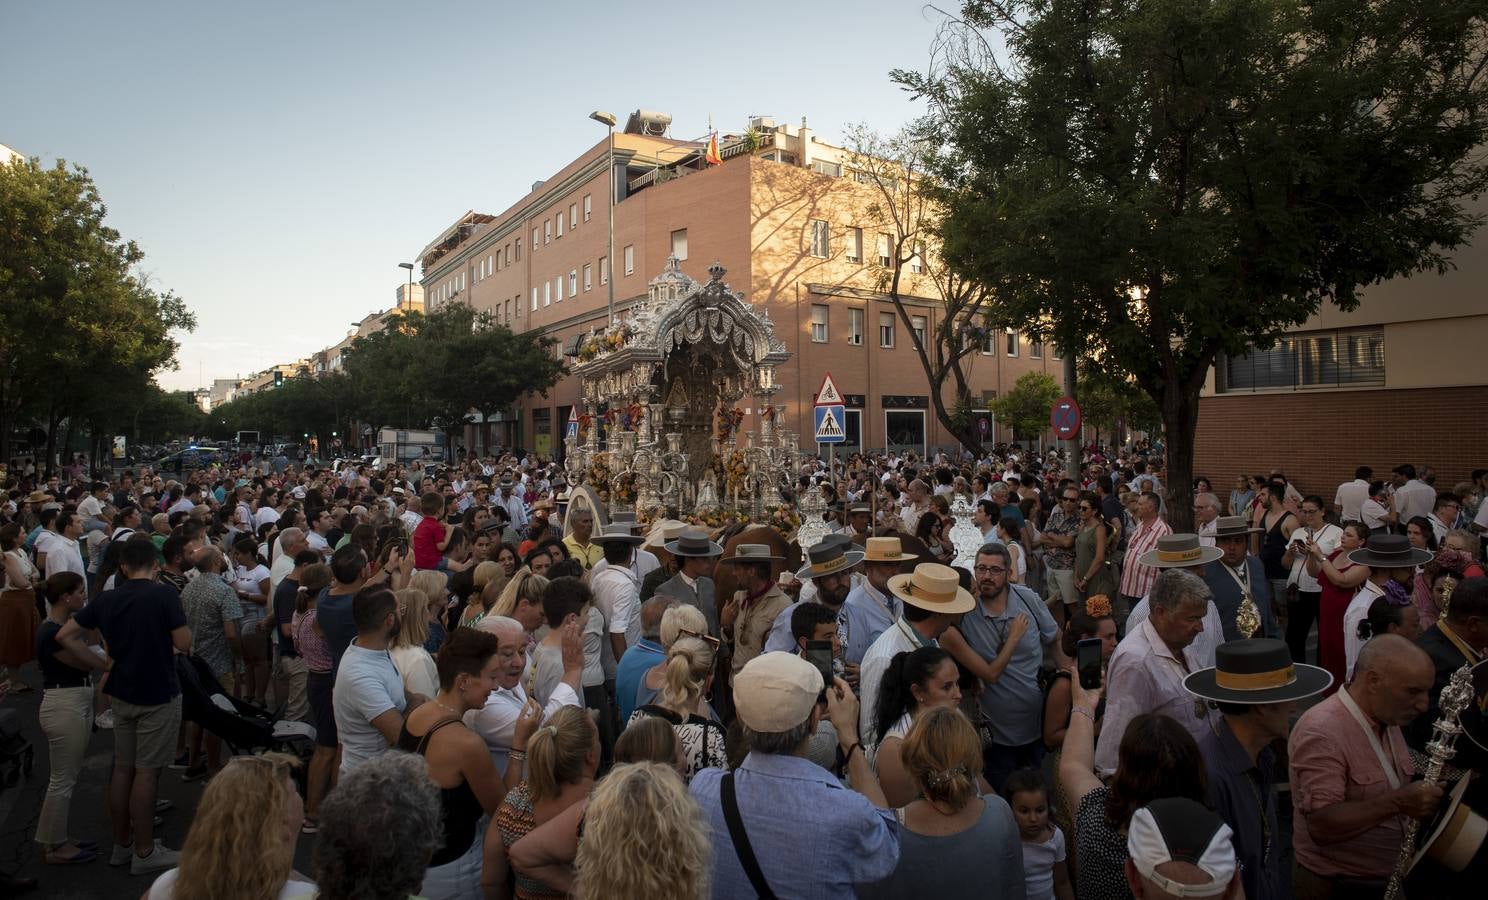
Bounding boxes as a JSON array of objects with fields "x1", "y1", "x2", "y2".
[
  {"x1": 899, "y1": 0, "x2": 1488, "y2": 530},
  {"x1": 991, "y1": 371, "x2": 1061, "y2": 442},
  {"x1": 0, "y1": 157, "x2": 195, "y2": 469}
]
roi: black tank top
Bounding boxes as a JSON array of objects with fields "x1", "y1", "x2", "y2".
[
  {"x1": 396, "y1": 717, "x2": 484, "y2": 866},
  {"x1": 1260, "y1": 512, "x2": 1294, "y2": 580}
]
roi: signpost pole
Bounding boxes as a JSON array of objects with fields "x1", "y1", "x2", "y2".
[{"x1": 1064, "y1": 354, "x2": 1080, "y2": 481}]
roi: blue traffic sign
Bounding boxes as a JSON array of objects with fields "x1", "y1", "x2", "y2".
[{"x1": 814, "y1": 405, "x2": 847, "y2": 444}]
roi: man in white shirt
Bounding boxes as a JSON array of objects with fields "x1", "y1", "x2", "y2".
[
  {"x1": 497, "y1": 480, "x2": 527, "y2": 529},
  {"x1": 1123, "y1": 534, "x2": 1226, "y2": 668},
  {"x1": 333, "y1": 588, "x2": 416, "y2": 775},
  {"x1": 77, "y1": 481, "x2": 108, "y2": 521},
  {"x1": 465, "y1": 615, "x2": 582, "y2": 774},
  {"x1": 1426, "y1": 493, "x2": 1459, "y2": 545},
  {"x1": 1096, "y1": 569, "x2": 1213, "y2": 775},
  {"x1": 44, "y1": 512, "x2": 87, "y2": 580},
  {"x1": 1194, "y1": 492, "x2": 1221, "y2": 548},
  {"x1": 589, "y1": 527, "x2": 644, "y2": 673},
  {"x1": 1390, "y1": 463, "x2": 1435, "y2": 524},
  {"x1": 1334, "y1": 466, "x2": 1372, "y2": 522},
  {"x1": 1360, "y1": 480, "x2": 1394, "y2": 535},
  {"x1": 305, "y1": 508, "x2": 333, "y2": 560},
  {"x1": 270, "y1": 528, "x2": 308, "y2": 594},
  {"x1": 589, "y1": 512, "x2": 659, "y2": 581}
]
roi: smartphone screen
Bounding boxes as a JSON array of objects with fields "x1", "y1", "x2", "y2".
[
  {"x1": 804, "y1": 640, "x2": 835, "y2": 690},
  {"x1": 1076, "y1": 637, "x2": 1103, "y2": 691}
]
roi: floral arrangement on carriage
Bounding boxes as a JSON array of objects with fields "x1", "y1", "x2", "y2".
[
  {"x1": 715, "y1": 406, "x2": 745, "y2": 444},
  {"x1": 767, "y1": 503, "x2": 801, "y2": 539},
  {"x1": 611, "y1": 471, "x2": 637, "y2": 504},
  {"x1": 709, "y1": 450, "x2": 751, "y2": 500},
  {"x1": 577, "y1": 323, "x2": 637, "y2": 362},
  {"x1": 587, "y1": 452, "x2": 613, "y2": 501},
  {"x1": 687, "y1": 508, "x2": 750, "y2": 529}
]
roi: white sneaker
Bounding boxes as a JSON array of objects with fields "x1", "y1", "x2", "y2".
[
  {"x1": 129, "y1": 841, "x2": 180, "y2": 875},
  {"x1": 109, "y1": 843, "x2": 133, "y2": 866},
  {"x1": 95, "y1": 709, "x2": 115, "y2": 729}
]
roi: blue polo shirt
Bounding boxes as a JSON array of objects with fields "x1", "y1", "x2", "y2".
[
  {"x1": 955, "y1": 583, "x2": 1057, "y2": 747},
  {"x1": 614, "y1": 637, "x2": 666, "y2": 724}
]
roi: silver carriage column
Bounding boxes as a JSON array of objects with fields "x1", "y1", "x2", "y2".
[{"x1": 565, "y1": 256, "x2": 793, "y2": 524}]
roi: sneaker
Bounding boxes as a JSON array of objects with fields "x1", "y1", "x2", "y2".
[
  {"x1": 108, "y1": 843, "x2": 133, "y2": 867},
  {"x1": 129, "y1": 841, "x2": 180, "y2": 875},
  {"x1": 299, "y1": 818, "x2": 318, "y2": 835},
  {"x1": 167, "y1": 752, "x2": 191, "y2": 770},
  {"x1": 95, "y1": 710, "x2": 115, "y2": 730},
  {"x1": 155, "y1": 799, "x2": 173, "y2": 813}
]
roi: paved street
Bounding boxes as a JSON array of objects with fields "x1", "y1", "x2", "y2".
[{"x1": 0, "y1": 663, "x2": 315, "y2": 897}]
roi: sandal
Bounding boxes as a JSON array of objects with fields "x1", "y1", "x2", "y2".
[{"x1": 44, "y1": 845, "x2": 96, "y2": 865}]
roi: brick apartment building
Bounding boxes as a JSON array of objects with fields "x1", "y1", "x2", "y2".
[
  {"x1": 416, "y1": 111, "x2": 1063, "y2": 459},
  {"x1": 1193, "y1": 191, "x2": 1488, "y2": 497}
]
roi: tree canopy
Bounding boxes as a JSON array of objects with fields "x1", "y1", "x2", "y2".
[
  {"x1": 0, "y1": 156, "x2": 195, "y2": 469},
  {"x1": 991, "y1": 371, "x2": 1061, "y2": 441},
  {"x1": 898, "y1": 0, "x2": 1488, "y2": 529}
]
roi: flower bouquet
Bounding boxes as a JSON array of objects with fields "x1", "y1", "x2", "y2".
[
  {"x1": 716, "y1": 407, "x2": 745, "y2": 443},
  {"x1": 767, "y1": 503, "x2": 801, "y2": 538}
]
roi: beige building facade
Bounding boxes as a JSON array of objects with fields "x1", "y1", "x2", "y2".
[{"x1": 418, "y1": 114, "x2": 1062, "y2": 458}]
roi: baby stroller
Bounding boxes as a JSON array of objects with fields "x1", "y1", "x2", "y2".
[{"x1": 175, "y1": 655, "x2": 316, "y2": 780}]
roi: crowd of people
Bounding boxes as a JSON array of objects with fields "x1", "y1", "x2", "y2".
[{"x1": 0, "y1": 445, "x2": 1484, "y2": 899}]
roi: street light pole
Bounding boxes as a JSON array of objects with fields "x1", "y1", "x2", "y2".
[
  {"x1": 398, "y1": 261, "x2": 414, "y2": 311},
  {"x1": 590, "y1": 111, "x2": 618, "y2": 327}
]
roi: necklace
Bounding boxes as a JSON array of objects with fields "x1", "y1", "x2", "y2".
[{"x1": 432, "y1": 697, "x2": 464, "y2": 718}]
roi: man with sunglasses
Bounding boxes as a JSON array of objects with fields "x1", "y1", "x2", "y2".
[{"x1": 1042, "y1": 487, "x2": 1082, "y2": 612}]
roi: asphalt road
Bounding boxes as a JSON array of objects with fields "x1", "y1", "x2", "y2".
[{"x1": 0, "y1": 662, "x2": 317, "y2": 898}]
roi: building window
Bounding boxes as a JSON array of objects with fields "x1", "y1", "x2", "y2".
[
  {"x1": 879, "y1": 312, "x2": 895, "y2": 348},
  {"x1": 544, "y1": 220, "x2": 552, "y2": 244},
  {"x1": 486, "y1": 254, "x2": 493, "y2": 278},
  {"x1": 504, "y1": 244, "x2": 511, "y2": 267},
  {"x1": 514, "y1": 239, "x2": 521, "y2": 261},
  {"x1": 532, "y1": 227, "x2": 539, "y2": 250},
  {"x1": 554, "y1": 276, "x2": 562, "y2": 303},
  {"x1": 877, "y1": 233, "x2": 893, "y2": 267},
  {"x1": 1030, "y1": 341, "x2": 1043, "y2": 359},
  {"x1": 543, "y1": 282, "x2": 551, "y2": 306},
  {"x1": 809, "y1": 219, "x2": 829, "y2": 258},
  {"x1": 846, "y1": 227, "x2": 862, "y2": 263},
  {"x1": 600, "y1": 256, "x2": 609, "y2": 284},
  {"x1": 1006, "y1": 328, "x2": 1019, "y2": 357},
  {"x1": 583, "y1": 264, "x2": 592, "y2": 291},
  {"x1": 981, "y1": 331, "x2": 995, "y2": 355},
  {"x1": 568, "y1": 269, "x2": 577, "y2": 297},
  {"x1": 909, "y1": 242, "x2": 924, "y2": 274},
  {"x1": 624, "y1": 244, "x2": 634, "y2": 275},
  {"x1": 671, "y1": 228, "x2": 688, "y2": 261},
  {"x1": 911, "y1": 315, "x2": 927, "y2": 347},
  {"x1": 569, "y1": 203, "x2": 578, "y2": 229},
  {"x1": 1217, "y1": 325, "x2": 1386, "y2": 392},
  {"x1": 810, "y1": 304, "x2": 829, "y2": 343},
  {"x1": 848, "y1": 308, "x2": 864, "y2": 346},
  {"x1": 531, "y1": 287, "x2": 538, "y2": 311},
  {"x1": 555, "y1": 215, "x2": 563, "y2": 238},
  {"x1": 811, "y1": 160, "x2": 842, "y2": 177},
  {"x1": 583, "y1": 194, "x2": 592, "y2": 222}
]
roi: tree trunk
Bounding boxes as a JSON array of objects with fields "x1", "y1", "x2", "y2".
[
  {"x1": 44, "y1": 403, "x2": 60, "y2": 478},
  {"x1": 1160, "y1": 382, "x2": 1201, "y2": 534}
]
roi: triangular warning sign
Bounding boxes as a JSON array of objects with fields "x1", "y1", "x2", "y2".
[
  {"x1": 816, "y1": 407, "x2": 844, "y2": 438},
  {"x1": 815, "y1": 372, "x2": 843, "y2": 406}
]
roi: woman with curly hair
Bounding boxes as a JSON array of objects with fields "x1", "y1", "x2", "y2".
[
  {"x1": 573, "y1": 762, "x2": 710, "y2": 900},
  {"x1": 314, "y1": 751, "x2": 443, "y2": 900},
  {"x1": 146, "y1": 753, "x2": 312, "y2": 899}
]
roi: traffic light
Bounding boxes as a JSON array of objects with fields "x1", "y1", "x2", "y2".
[{"x1": 273, "y1": 370, "x2": 283, "y2": 387}]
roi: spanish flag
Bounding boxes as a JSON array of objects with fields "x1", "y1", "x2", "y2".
[{"x1": 705, "y1": 132, "x2": 722, "y2": 166}]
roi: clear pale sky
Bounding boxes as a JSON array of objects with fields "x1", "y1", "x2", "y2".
[{"x1": 2, "y1": 0, "x2": 944, "y2": 392}]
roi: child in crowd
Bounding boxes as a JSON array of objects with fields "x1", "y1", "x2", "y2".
[
  {"x1": 1005, "y1": 768, "x2": 1073, "y2": 900},
  {"x1": 411, "y1": 491, "x2": 453, "y2": 570}
]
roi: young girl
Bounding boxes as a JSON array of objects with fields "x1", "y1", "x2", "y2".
[{"x1": 1004, "y1": 769, "x2": 1073, "y2": 900}]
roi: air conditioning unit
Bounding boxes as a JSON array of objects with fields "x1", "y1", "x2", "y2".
[{"x1": 749, "y1": 116, "x2": 776, "y2": 132}]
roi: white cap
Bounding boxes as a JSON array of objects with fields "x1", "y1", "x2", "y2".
[{"x1": 1127, "y1": 799, "x2": 1237, "y2": 897}]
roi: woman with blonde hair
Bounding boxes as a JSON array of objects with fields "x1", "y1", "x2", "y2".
[
  {"x1": 459, "y1": 562, "x2": 503, "y2": 626},
  {"x1": 861, "y1": 706, "x2": 1025, "y2": 900},
  {"x1": 390, "y1": 587, "x2": 439, "y2": 698},
  {"x1": 572, "y1": 762, "x2": 709, "y2": 900},
  {"x1": 626, "y1": 637, "x2": 724, "y2": 780},
  {"x1": 145, "y1": 753, "x2": 313, "y2": 899},
  {"x1": 634, "y1": 603, "x2": 709, "y2": 713},
  {"x1": 484, "y1": 705, "x2": 599, "y2": 899}
]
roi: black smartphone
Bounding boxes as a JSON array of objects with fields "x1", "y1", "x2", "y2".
[
  {"x1": 1076, "y1": 637, "x2": 1103, "y2": 691},
  {"x1": 804, "y1": 640, "x2": 835, "y2": 691}
]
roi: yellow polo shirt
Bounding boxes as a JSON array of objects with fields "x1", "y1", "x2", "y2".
[{"x1": 564, "y1": 536, "x2": 604, "y2": 570}]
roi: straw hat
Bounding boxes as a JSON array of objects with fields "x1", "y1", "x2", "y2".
[
  {"x1": 1136, "y1": 534, "x2": 1224, "y2": 569},
  {"x1": 887, "y1": 563, "x2": 975, "y2": 615},
  {"x1": 23, "y1": 491, "x2": 51, "y2": 504},
  {"x1": 862, "y1": 536, "x2": 919, "y2": 565}
]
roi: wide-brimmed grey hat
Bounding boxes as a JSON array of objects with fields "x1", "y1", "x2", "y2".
[
  {"x1": 795, "y1": 539, "x2": 864, "y2": 581},
  {"x1": 718, "y1": 543, "x2": 784, "y2": 564},
  {"x1": 665, "y1": 528, "x2": 725, "y2": 558},
  {"x1": 1348, "y1": 533, "x2": 1433, "y2": 568},
  {"x1": 1137, "y1": 534, "x2": 1224, "y2": 568},
  {"x1": 592, "y1": 524, "x2": 644, "y2": 545},
  {"x1": 1212, "y1": 516, "x2": 1262, "y2": 539},
  {"x1": 1184, "y1": 638, "x2": 1333, "y2": 705}
]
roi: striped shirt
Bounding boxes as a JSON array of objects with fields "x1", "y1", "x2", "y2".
[{"x1": 1119, "y1": 516, "x2": 1172, "y2": 598}]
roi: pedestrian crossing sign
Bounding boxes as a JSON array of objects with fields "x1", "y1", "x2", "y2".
[{"x1": 814, "y1": 405, "x2": 846, "y2": 444}]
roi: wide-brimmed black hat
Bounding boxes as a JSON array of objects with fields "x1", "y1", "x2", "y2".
[
  {"x1": 1212, "y1": 516, "x2": 1262, "y2": 539},
  {"x1": 795, "y1": 539, "x2": 864, "y2": 581},
  {"x1": 1348, "y1": 534, "x2": 1434, "y2": 569},
  {"x1": 592, "y1": 524, "x2": 644, "y2": 545},
  {"x1": 1184, "y1": 638, "x2": 1333, "y2": 705}
]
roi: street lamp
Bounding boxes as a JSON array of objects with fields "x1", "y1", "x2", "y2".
[
  {"x1": 589, "y1": 110, "x2": 618, "y2": 327},
  {"x1": 398, "y1": 261, "x2": 415, "y2": 311}
]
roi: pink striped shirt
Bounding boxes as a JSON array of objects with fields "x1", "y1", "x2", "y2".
[{"x1": 1119, "y1": 517, "x2": 1172, "y2": 598}]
